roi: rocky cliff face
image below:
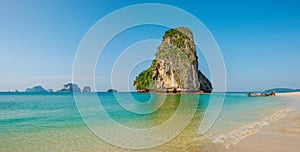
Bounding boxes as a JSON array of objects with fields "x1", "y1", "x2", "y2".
[
  {"x1": 198, "y1": 70, "x2": 212, "y2": 93},
  {"x1": 134, "y1": 27, "x2": 212, "y2": 93}
]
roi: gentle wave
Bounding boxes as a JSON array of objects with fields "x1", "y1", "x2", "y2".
[{"x1": 212, "y1": 107, "x2": 294, "y2": 149}]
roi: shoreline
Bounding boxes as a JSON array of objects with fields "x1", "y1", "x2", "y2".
[
  {"x1": 277, "y1": 92, "x2": 300, "y2": 96},
  {"x1": 212, "y1": 107, "x2": 294, "y2": 149},
  {"x1": 229, "y1": 92, "x2": 300, "y2": 152}
]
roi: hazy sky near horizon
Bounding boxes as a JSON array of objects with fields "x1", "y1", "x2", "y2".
[{"x1": 0, "y1": 0, "x2": 299, "y2": 92}]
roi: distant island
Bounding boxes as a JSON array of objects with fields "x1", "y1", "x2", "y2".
[
  {"x1": 264, "y1": 88, "x2": 300, "y2": 93},
  {"x1": 23, "y1": 83, "x2": 91, "y2": 93},
  {"x1": 82, "y1": 86, "x2": 91, "y2": 92},
  {"x1": 133, "y1": 27, "x2": 212, "y2": 93},
  {"x1": 107, "y1": 89, "x2": 117, "y2": 92},
  {"x1": 25, "y1": 86, "x2": 48, "y2": 92},
  {"x1": 57, "y1": 83, "x2": 81, "y2": 92}
]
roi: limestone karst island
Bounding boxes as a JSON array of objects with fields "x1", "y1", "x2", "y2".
[
  {"x1": 2, "y1": 1, "x2": 299, "y2": 152},
  {"x1": 134, "y1": 27, "x2": 212, "y2": 93}
]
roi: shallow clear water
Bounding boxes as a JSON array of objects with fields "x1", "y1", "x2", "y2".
[{"x1": 0, "y1": 92, "x2": 292, "y2": 151}]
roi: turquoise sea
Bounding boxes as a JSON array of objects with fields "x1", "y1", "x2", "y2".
[{"x1": 0, "y1": 92, "x2": 294, "y2": 151}]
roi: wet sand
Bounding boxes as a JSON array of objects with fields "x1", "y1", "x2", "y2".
[{"x1": 230, "y1": 92, "x2": 300, "y2": 152}]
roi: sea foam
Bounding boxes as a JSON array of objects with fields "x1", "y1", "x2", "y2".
[{"x1": 212, "y1": 107, "x2": 294, "y2": 149}]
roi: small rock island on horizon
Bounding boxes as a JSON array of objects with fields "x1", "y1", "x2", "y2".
[
  {"x1": 25, "y1": 86, "x2": 48, "y2": 92},
  {"x1": 82, "y1": 86, "x2": 91, "y2": 92},
  {"x1": 23, "y1": 83, "x2": 91, "y2": 93},
  {"x1": 107, "y1": 89, "x2": 118, "y2": 92},
  {"x1": 57, "y1": 83, "x2": 81, "y2": 92},
  {"x1": 133, "y1": 27, "x2": 212, "y2": 93}
]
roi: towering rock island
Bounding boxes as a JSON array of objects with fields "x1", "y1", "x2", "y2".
[{"x1": 134, "y1": 27, "x2": 212, "y2": 93}]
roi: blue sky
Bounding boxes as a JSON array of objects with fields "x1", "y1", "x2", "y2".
[{"x1": 0, "y1": 0, "x2": 299, "y2": 92}]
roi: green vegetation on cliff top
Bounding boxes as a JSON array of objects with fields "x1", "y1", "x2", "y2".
[{"x1": 163, "y1": 28, "x2": 191, "y2": 49}]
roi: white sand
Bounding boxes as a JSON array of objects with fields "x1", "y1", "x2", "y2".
[
  {"x1": 230, "y1": 92, "x2": 300, "y2": 152},
  {"x1": 277, "y1": 92, "x2": 300, "y2": 97}
]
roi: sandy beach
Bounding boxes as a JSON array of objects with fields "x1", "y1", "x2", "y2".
[{"x1": 230, "y1": 92, "x2": 300, "y2": 152}]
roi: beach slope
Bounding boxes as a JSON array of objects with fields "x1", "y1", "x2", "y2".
[{"x1": 230, "y1": 92, "x2": 300, "y2": 152}]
